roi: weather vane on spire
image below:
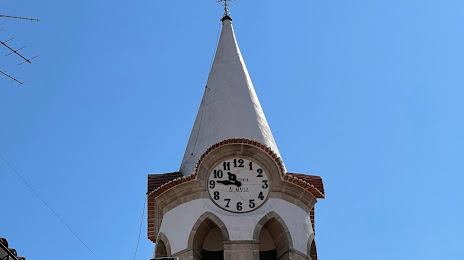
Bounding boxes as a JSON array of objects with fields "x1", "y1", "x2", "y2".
[{"x1": 217, "y1": 0, "x2": 235, "y2": 17}]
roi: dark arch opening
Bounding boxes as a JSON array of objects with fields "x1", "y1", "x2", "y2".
[
  {"x1": 309, "y1": 239, "x2": 317, "y2": 260},
  {"x1": 192, "y1": 219, "x2": 225, "y2": 260},
  {"x1": 259, "y1": 226, "x2": 277, "y2": 260},
  {"x1": 258, "y1": 217, "x2": 291, "y2": 260},
  {"x1": 155, "y1": 239, "x2": 167, "y2": 258}
]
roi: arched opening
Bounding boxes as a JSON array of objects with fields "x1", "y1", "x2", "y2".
[
  {"x1": 309, "y1": 239, "x2": 317, "y2": 260},
  {"x1": 190, "y1": 213, "x2": 229, "y2": 260},
  {"x1": 155, "y1": 240, "x2": 167, "y2": 258},
  {"x1": 154, "y1": 233, "x2": 171, "y2": 258},
  {"x1": 255, "y1": 213, "x2": 292, "y2": 260},
  {"x1": 259, "y1": 226, "x2": 277, "y2": 260},
  {"x1": 200, "y1": 226, "x2": 223, "y2": 260}
]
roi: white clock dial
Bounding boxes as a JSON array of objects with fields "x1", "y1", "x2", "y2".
[{"x1": 207, "y1": 157, "x2": 270, "y2": 213}]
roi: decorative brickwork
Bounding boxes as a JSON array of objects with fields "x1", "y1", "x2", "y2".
[{"x1": 194, "y1": 138, "x2": 286, "y2": 178}]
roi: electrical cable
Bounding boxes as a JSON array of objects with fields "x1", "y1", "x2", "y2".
[
  {"x1": 209, "y1": 20, "x2": 222, "y2": 71},
  {"x1": 132, "y1": 197, "x2": 146, "y2": 260},
  {"x1": 0, "y1": 154, "x2": 102, "y2": 260},
  {"x1": 178, "y1": 20, "x2": 222, "y2": 173}
]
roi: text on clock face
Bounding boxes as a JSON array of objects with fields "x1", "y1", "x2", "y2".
[{"x1": 207, "y1": 158, "x2": 270, "y2": 213}]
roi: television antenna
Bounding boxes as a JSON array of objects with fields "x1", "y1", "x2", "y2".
[
  {"x1": 0, "y1": 69, "x2": 23, "y2": 84},
  {"x1": 0, "y1": 14, "x2": 40, "y2": 22},
  {"x1": 0, "y1": 10, "x2": 40, "y2": 85}
]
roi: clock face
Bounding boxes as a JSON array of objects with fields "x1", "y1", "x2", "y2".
[{"x1": 207, "y1": 157, "x2": 270, "y2": 213}]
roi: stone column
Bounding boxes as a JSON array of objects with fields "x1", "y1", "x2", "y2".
[{"x1": 224, "y1": 241, "x2": 257, "y2": 260}]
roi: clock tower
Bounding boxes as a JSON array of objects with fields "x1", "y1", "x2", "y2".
[{"x1": 147, "y1": 4, "x2": 324, "y2": 260}]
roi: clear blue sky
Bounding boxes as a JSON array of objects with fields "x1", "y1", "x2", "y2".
[{"x1": 1, "y1": 0, "x2": 463, "y2": 259}]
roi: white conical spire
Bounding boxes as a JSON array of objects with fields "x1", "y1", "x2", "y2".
[{"x1": 179, "y1": 17, "x2": 281, "y2": 175}]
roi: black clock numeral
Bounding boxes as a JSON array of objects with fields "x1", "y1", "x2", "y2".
[
  {"x1": 257, "y1": 169, "x2": 263, "y2": 177},
  {"x1": 233, "y1": 159, "x2": 244, "y2": 168},
  {"x1": 213, "y1": 191, "x2": 220, "y2": 200},
  {"x1": 209, "y1": 180, "x2": 215, "y2": 189},
  {"x1": 249, "y1": 162, "x2": 253, "y2": 170},
  {"x1": 258, "y1": 192, "x2": 264, "y2": 200},
  {"x1": 225, "y1": 199, "x2": 231, "y2": 208},
  {"x1": 262, "y1": 180, "x2": 268, "y2": 189},
  {"x1": 249, "y1": 199, "x2": 255, "y2": 208},
  {"x1": 223, "y1": 162, "x2": 230, "y2": 170},
  {"x1": 237, "y1": 202, "x2": 243, "y2": 211},
  {"x1": 213, "y1": 170, "x2": 223, "y2": 178}
]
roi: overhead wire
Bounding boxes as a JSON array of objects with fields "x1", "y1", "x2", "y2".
[
  {"x1": 209, "y1": 20, "x2": 222, "y2": 71},
  {"x1": 0, "y1": 154, "x2": 102, "y2": 260},
  {"x1": 132, "y1": 196, "x2": 146, "y2": 260},
  {"x1": 178, "y1": 20, "x2": 222, "y2": 173}
]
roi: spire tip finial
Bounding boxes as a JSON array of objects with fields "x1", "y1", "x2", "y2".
[{"x1": 217, "y1": 0, "x2": 235, "y2": 20}]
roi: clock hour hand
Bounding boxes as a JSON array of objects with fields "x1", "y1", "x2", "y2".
[
  {"x1": 227, "y1": 172, "x2": 242, "y2": 187},
  {"x1": 217, "y1": 180, "x2": 236, "y2": 185},
  {"x1": 217, "y1": 179, "x2": 242, "y2": 187},
  {"x1": 216, "y1": 172, "x2": 242, "y2": 187}
]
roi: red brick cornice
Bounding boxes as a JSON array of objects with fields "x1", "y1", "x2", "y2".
[
  {"x1": 147, "y1": 138, "x2": 324, "y2": 200},
  {"x1": 194, "y1": 138, "x2": 286, "y2": 177},
  {"x1": 284, "y1": 173, "x2": 325, "y2": 199}
]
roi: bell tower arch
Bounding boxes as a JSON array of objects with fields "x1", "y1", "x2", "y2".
[
  {"x1": 154, "y1": 233, "x2": 171, "y2": 258},
  {"x1": 253, "y1": 212, "x2": 293, "y2": 260},
  {"x1": 188, "y1": 212, "x2": 230, "y2": 260}
]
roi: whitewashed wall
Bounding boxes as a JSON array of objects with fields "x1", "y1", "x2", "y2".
[{"x1": 158, "y1": 198, "x2": 313, "y2": 255}]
